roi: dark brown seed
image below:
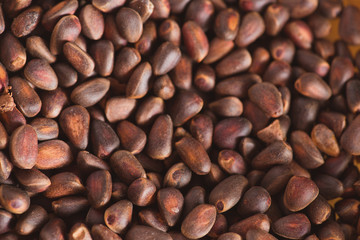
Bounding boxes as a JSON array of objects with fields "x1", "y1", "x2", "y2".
[
  {"x1": 0, "y1": 5, "x2": 5, "y2": 35},
  {"x1": 296, "y1": 50, "x2": 330, "y2": 77},
  {"x1": 291, "y1": 130, "x2": 324, "y2": 169},
  {"x1": 158, "y1": 19, "x2": 181, "y2": 46},
  {"x1": 13, "y1": 168, "x2": 51, "y2": 193},
  {"x1": 0, "y1": 107, "x2": 26, "y2": 134},
  {"x1": 171, "y1": 55, "x2": 192, "y2": 90},
  {"x1": 42, "y1": 0, "x2": 79, "y2": 30},
  {"x1": 265, "y1": 4, "x2": 290, "y2": 36},
  {"x1": 104, "y1": 200, "x2": 132, "y2": 234},
  {"x1": 59, "y1": 105, "x2": 89, "y2": 149},
  {"x1": 263, "y1": 60, "x2": 291, "y2": 86},
  {"x1": 215, "y1": 74, "x2": 261, "y2": 98},
  {"x1": 93, "y1": 0, "x2": 125, "y2": 13},
  {"x1": 209, "y1": 175, "x2": 248, "y2": 213},
  {"x1": 0, "y1": 152, "x2": 12, "y2": 181},
  {"x1": 0, "y1": 185, "x2": 30, "y2": 214},
  {"x1": 239, "y1": 0, "x2": 276, "y2": 12},
  {"x1": 229, "y1": 214, "x2": 270, "y2": 238},
  {"x1": 134, "y1": 20, "x2": 157, "y2": 56},
  {"x1": 189, "y1": 114, "x2": 213, "y2": 150},
  {"x1": 153, "y1": 42, "x2": 181, "y2": 76},
  {"x1": 77, "y1": 151, "x2": 110, "y2": 174},
  {"x1": 157, "y1": 187, "x2": 184, "y2": 227},
  {"x1": 218, "y1": 232, "x2": 242, "y2": 240},
  {"x1": 183, "y1": 186, "x2": 206, "y2": 216},
  {"x1": 138, "y1": 209, "x2": 168, "y2": 232},
  {"x1": 125, "y1": 225, "x2": 172, "y2": 240},
  {"x1": 208, "y1": 214, "x2": 227, "y2": 238},
  {"x1": 26, "y1": 36, "x2": 56, "y2": 64},
  {"x1": 261, "y1": 165, "x2": 292, "y2": 195},
  {"x1": 10, "y1": 124, "x2": 38, "y2": 169},
  {"x1": 248, "y1": 82, "x2": 283, "y2": 118},
  {"x1": 330, "y1": 57, "x2": 354, "y2": 95},
  {"x1": 136, "y1": 96, "x2": 165, "y2": 126},
  {"x1": 69, "y1": 223, "x2": 92, "y2": 240},
  {"x1": 256, "y1": 116, "x2": 290, "y2": 144},
  {"x1": 272, "y1": 213, "x2": 311, "y2": 239},
  {"x1": 90, "y1": 40, "x2": 114, "y2": 77},
  {"x1": 209, "y1": 97, "x2": 243, "y2": 117},
  {"x1": 278, "y1": 0, "x2": 318, "y2": 18},
  {"x1": 116, "y1": 121, "x2": 146, "y2": 154},
  {"x1": 270, "y1": 38, "x2": 295, "y2": 64},
  {"x1": 87, "y1": 170, "x2": 112, "y2": 208},
  {"x1": 243, "y1": 100, "x2": 270, "y2": 133},
  {"x1": 15, "y1": 205, "x2": 47, "y2": 235},
  {"x1": 52, "y1": 196, "x2": 89, "y2": 217},
  {"x1": 24, "y1": 59, "x2": 58, "y2": 91},
  {"x1": 110, "y1": 150, "x2": 145, "y2": 184},
  {"x1": 340, "y1": 115, "x2": 360, "y2": 155},
  {"x1": 214, "y1": 117, "x2": 252, "y2": 149},
  {"x1": 182, "y1": 21, "x2": 209, "y2": 62},
  {"x1": 53, "y1": 63, "x2": 77, "y2": 87},
  {"x1": 164, "y1": 163, "x2": 192, "y2": 188},
  {"x1": 306, "y1": 195, "x2": 331, "y2": 225},
  {"x1": 170, "y1": 91, "x2": 203, "y2": 127},
  {"x1": 252, "y1": 141, "x2": 293, "y2": 170},
  {"x1": 175, "y1": 136, "x2": 211, "y2": 175},
  {"x1": 335, "y1": 198, "x2": 360, "y2": 224},
  {"x1": 291, "y1": 97, "x2": 319, "y2": 132},
  {"x1": 284, "y1": 176, "x2": 319, "y2": 212},
  {"x1": 295, "y1": 73, "x2": 331, "y2": 101},
  {"x1": 63, "y1": 42, "x2": 95, "y2": 76},
  {"x1": 126, "y1": 62, "x2": 152, "y2": 99},
  {"x1": 237, "y1": 186, "x2": 271, "y2": 217},
  {"x1": 313, "y1": 174, "x2": 344, "y2": 200},
  {"x1": 285, "y1": 20, "x2": 313, "y2": 49},
  {"x1": 346, "y1": 79, "x2": 360, "y2": 113},
  {"x1": 239, "y1": 137, "x2": 263, "y2": 161},
  {"x1": 40, "y1": 218, "x2": 66, "y2": 240},
  {"x1": 50, "y1": 15, "x2": 81, "y2": 55},
  {"x1": 308, "y1": 13, "x2": 332, "y2": 39},
  {"x1": 127, "y1": 178, "x2": 156, "y2": 206},
  {"x1": 216, "y1": 48, "x2": 252, "y2": 78},
  {"x1": 40, "y1": 88, "x2": 68, "y2": 119},
  {"x1": 319, "y1": 0, "x2": 342, "y2": 18},
  {"x1": 185, "y1": 0, "x2": 214, "y2": 31},
  {"x1": 0, "y1": 33, "x2": 27, "y2": 72},
  {"x1": 43, "y1": 172, "x2": 82, "y2": 200},
  {"x1": 317, "y1": 221, "x2": 345, "y2": 240},
  {"x1": 153, "y1": 75, "x2": 175, "y2": 100},
  {"x1": 91, "y1": 224, "x2": 122, "y2": 240},
  {"x1": 128, "y1": 0, "x2": 154, "y2": 22},
  {"x1": 116, "y1": 7, "x2": 143, "y2": 43},
  {"x1": 181, "y1": 204, "x2": 216, "y2": 239},
  {"x1": 235, "y1": 12, "x2": 265, "y2": 47},
  {"x1": 147, "y1": 115, "x2": 173, "y2": 160},
  {"x1": 11, "y1": 6, "x2": 42, "y2": 38},
  {"x1": 218, "y1": 149, "x2": 246, "y2": 175},
  {"x1": 339, "y1": 6, "x2": 360, "y2": 44},
  {"x1": 150, "y1": 0, "x2": 170, "y2": 19},
  {"x1": 320, "y1": 151, "x2": 351, "y2": 177},
  {"x1": 36, "y1": 140, "x2": 73, "y2": 170},
  {"x1": 91, "y1": 120, "x2": 120, "y2": 159},
  {"x1": 311, "y1": 124, "x2": 339, "y2": 157},
  {"x1": 79, "y1": 4, "x2": 104, "y2": 40},
  {"x1": 105, "y1": 97, "x2": 137, "y2": 123},
  {"x1": 246, "y1": 229, "x2": 277, "y2": 240},
  {"x1": 214, "y1": 8, "x2": 240, "y2": 40},
  {"x1": 203, "y1": 38, "x2": 234, "y2": 64},
  {"x1": 248, "y1": 47, "x2": 270, "y2": 75},
  {"x1": 113, "y1": 47, "x2": 141, "y2": 80},
  {"x1": 104, "y1": 14, "x2": 127, "y2": 51},
  {"x1": 71, "y1": 78, "x2": 110, "y2": 107},
  {"x1": 314, "y1": 39, "x2": 335, "y2": 60}
]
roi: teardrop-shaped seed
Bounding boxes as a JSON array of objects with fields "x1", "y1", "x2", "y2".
[
  {"x1": 44, "y1": 172, "x2": 85, "y2": 198},
  {"x1": 10, "y1": 124, "x2": 38, "y2": 169},
  {"x1": 209, "y1": 175, "x2": 248, "y2": 213},
  {"x1": 0, "y1": 185, "x2": 30, "y2": 214},
  {"x1": 36, "y1": 140, "x2": 73, "y2": 170},
  {"x1": 175, "y1": 136, "x2": 211, "y2": 175},
  {"x1": 295, "y1": 73, "x2": 332, "y2": 101},
  {"x1": 87, "y1": 170, "x2": 112, "y2": 208},
  {"x1": 59, "y1": 105, "x2": 90, "y2": 149},
  {"x1": 291, "y1": 130, "x2": 324, "y2": 169},
  {"x1": 79, "y1": 4, "x2": 104, "y2": 40},
  {"x1": 126, "y1": 62, "x2": 152, "y2": 99},
  {"x1": 157, "y1": 187, "x2": 184, "y2": 227},
  {"x1": 153, "y1": 41, "x2": 181, "y2": 76},
  {"x1": 91, "y1": 119, "x2": 120, "y2": 159},
  {"x1": 182, "y1": 21, "x2": 209, "y2": 62},
  {"x1": 116, "y1": 121, "x2": 146, "y2": 154},
  {"x1": 104, "y1": 200, "x2": 133, "y2": 234},
  {"x1": 15, "y1": 205, "x2": 48, "y2": 235},
  {"x1": 116, "y1": 7, "x2": 143, "y2": 43},
  {"x1": 13, "y1": 168, "x2": 51, "y2": 193},
  {"x1": 24, "y1": 59, "x2": 58, "y2": 91},
  {"x1": 181, "y1": 204, "x2": 217, "y2": 239},
  {"x1": 311, "y1": 124, "x2": 339, "y2": 157},
  {"x1": 273, "y1": 213, "x2": 311, "y2": 239},
  {"x1": 284, "y1": 176, "x2": 319, "y2": 212},
  {"x1": 110, "y1": 150, "x2": 146, "y2": 184},
  {"x1": 63, "y1": 42, "x2": 95, "y2": 76},
  {"x1": 216, "y1": 48, "x2": 252, "y2": 78},
  {"x1": 147, "y1": 115, "x2": 173, "y2": 160}
]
